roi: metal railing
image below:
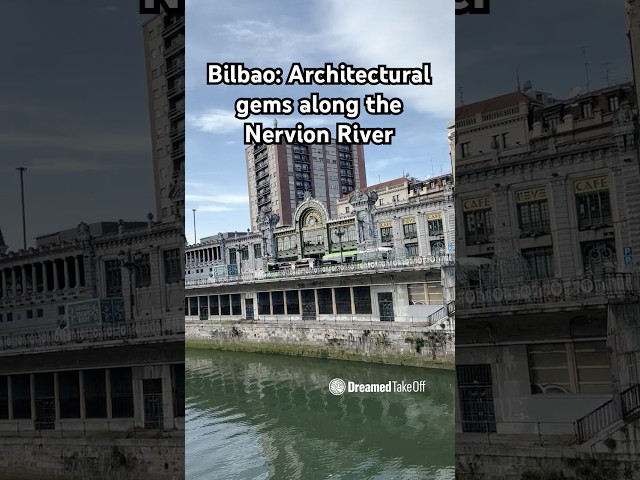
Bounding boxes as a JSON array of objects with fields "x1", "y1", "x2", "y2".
[
  {"x1": 186, "y1": 315, "x2": 452, "y2": 328},
  {"x1": 186, "y1": 254, "x2": 454, "y2": 288},
  {"x1": 458, "y1": 273, "x2": 640, "y2": 310},
  {"x1": 0, "y1": 316, "x2": 184, "y2": 354},
  {"x1": 576, "y1": 398, "x2": 617, "y2": 443},
  {"x1": 622, "y1": 383, "x2": 640, "y2": 418}
]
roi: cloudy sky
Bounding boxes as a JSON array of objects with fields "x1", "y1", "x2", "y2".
[
  {"x1": 0, "y1": 1, "x2": 155, "y2": 252},
  {"x1": 185, "y1": 0, "x2": 455, "y2": 243},
  {"x1": 457, "y1": 0, "x2": 631, "y2": 105}
]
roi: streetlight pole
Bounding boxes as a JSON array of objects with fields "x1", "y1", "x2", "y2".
[
  {"x1": 335, "y1": 227, "x2": 345, "y2": 264},
  {"x1": 17, "y1": 167, "x2": 27, "y2": 250},
  {"x1": 192, "y1": 209, "x2": 197, "y2": 245}
]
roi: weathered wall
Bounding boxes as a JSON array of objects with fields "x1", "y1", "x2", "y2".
[
  {"x1": 0, "y1": 437, "x2": 184, "y2": 480},
  {"x1": 185, "y1": 321, "x2": 455, "y2": 368}
]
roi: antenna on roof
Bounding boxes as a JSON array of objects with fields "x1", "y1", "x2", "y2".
[
  {"x1": 581, "y1": 46, "x2": 591, "y2": 92},
  {"x1": 274, "y1": 118, "x2": 278, "y2": 128},
  {"x1": 522, "y1": 80, "x2": 533, "y2": 93}
]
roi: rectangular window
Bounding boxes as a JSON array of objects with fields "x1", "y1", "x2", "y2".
[
  {"x1": 219, "y1": 295, "x2": 230, "y2": 316},
  {"x1": 135, "y1": 254, "x2": 152, "y2": 288},
  {"x1": 464, "y1": 209, "x2": 494, "y2": 245},
  {"x1": 353, "y1": 286, "x2": 372, "y2": 315},
  {"x1": 581, "y1": 101, "x2": 593, "y2": 119},
  {"x1": 258, "y1": 292, "x2": 271, "y2": 315},
  {"x1": 172, "y1": 364, "x2": 185, "y2": 418},
  {"x1": 229, "y1": 249, "x2": 237, "y2": 264},
  {"x1": 0, "y1": 376, "x2": 8, "y2": 419},
  {"x1": 110, "y1": 368, "x2": 134, "y2": 418},
  {"x1": 428, "y1": 219, "x2": 443, "y2": 236},
  {"x1": 518, "y1": 199, "x2": 550, "y2": 234},
  {"x1": 408, "y1": 284, "x2": 427, "y2": 305},
  {"x1": 12, "y1": 374, "x2": 31, "y2": 419},
  {"x1": 163, "y1": 249, "x2": 182, "y2": 284},
  {"x1": 380, "y1": 226, "x2": 393, "y2": 243},
  {"x1": 285, "y1": 291, "x2": 299, "y2": 315},
  {"x1": 528, "y1": 341, "x2": 610, "y2": 394},
  {"x1": 209, "y1": 295, "x2": 219, "y2": 316},
  {"x1": 405, "y1": 243, "x2": 419, "y2": 257},
  {"x1": 231, "y1": 294, "x2": 242, "y2": 315},
  {"x1": 271, "y1": 291, "x2": 285, "y2": 315},
  {"x1": 240, "y1": 248, "x2": 249, "y2": 261},
  {"x1": 254, "y1": 244, "x2": 262, "y2": 258},
  {"x1": 317, "y1": 289, "x2": 333, "y2": 315},
  {"x1": 84, "y1": 369, "x2": 107, "y2": 418},
  {"x1": 582, "y1": 240, "x2": 616, "y2": 276},
  {"x1": 608, "y1": 95, "x2": 619, "y2": 112},
  {"x1": 58, "y1": 371, "x2": 81, "y2": 419},
  {"x1": 522, "y1": 247, "x2": 554, "y2": 279},
  {"x1": 576, "y1": 191, "x2": 612, "y2": 230},
  {"x1": 461, "y1": 142, "x2": 470, "y2": 158},
  {"x1": 334, "y1": 287, "x2": 352, "y2": 314},
  {"x1": 104, "y1": 260, "x2": 122, "y2": 297},
  {"x1": 188, "y1": 297, "x2": 198, "y2": 316},
  {"x1": 403, "y1": 223, "x2": 417, "y2": 239}
]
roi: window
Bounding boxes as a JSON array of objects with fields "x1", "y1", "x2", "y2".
[
  {"x1": 380, "y1": 226, "x2": 393, "y2": 243},
  {"x1": 544, "y1": 114, "x2": 559, "y2": 131},
  {"x1": 353, "y1": 286, "x2": 372, "y2": 315},
  {"x1": 12, "y1": 374, "x2": 31, "y2": 419},
  {"x1": 172, "y1": 364, "x2": 185, "y2": 418},
  {"x1": 58, "y1": 371, "x2": 81, "y2": 418},
  {"x1": 528, "y1": 341, "x2": 610, "y2": 394},
  {"x1": 501, "y1": 132, "x2": 509, "y2": 148},
  {"x1": 84, "y1": 369, "x2": 107, "y2": 418},
  {"x1": 334, "y1": 288, "x2": 352, "y2": 314},
  {"x1": 285, "y1": 291, "x2": 299, "y2": 315},
  {"x1": 0, "y1": 377, "x2": 8, "y2": 419},
  {"x1": 209, "y1": 295, "x2": 219, "y2": 316},
  {"x1": 271, "y1": 291, "x2": 285, "y2": 315},
  {"x1": 582, "y1": 240, "x2": 616, "y2": 275},
  {"x1": 240, "y1": 248, "x2": 249, "y2": 261},
  {"x1": 576, "y1": 191, "x2": 611, "y2": 230},
  {"x1": 428, "y1": 219, "x2": 443, "y2": 236},
  {"x1": 258, "y1": 292, "x2": 271, "y2": 315},
  {"x1": 464, "y1": 209, "x2": 494, "y2": 245},
  {"x1": 229, "y1": 249, "x2": 237, "y2": 264},
  {"x1": 405, "y1": 243, "x2": 419, "y2": 257},
  {"x1": 219, "y1": 295, "x2": 230, "y2": 315},
  {"x1": 522, "y1": 247, "x2": 554, "y2": 279},
  {"x1": 345, "y1": 207, "x2": 350, "y2": 213},
  {"x1": 135, "y1": 254, "x2": 151, "y2": 288},
  {"x1": 518, "y1": 198, "x2": 550, "y2": 234},
  {"x1": 430, "y1": 240, "x2": 445, "y2": 257},
  {"x1": 37, "y1": 309, "x2": 43, "y2": 318},
  {"x1": 231, "y1": 294, "x2": 242, "y2": 315},
  {"x1": 254, "y1": 244, "x2": 262, "y2": 259},
  {"x1": 104, "y1": 260, "x2": 122, "y2": 297},
  {"x1": 317, "y1": 289, "x2": 333, "y2": 315},
  {"x1": 110, "y1": 368, "x2": 134, "y2": 418},
  {"x1": 580, "y1": 101, "x2": 593, "y2": 119},
  {"x1": 461, "y1": 142, "x2": 470, "y2": 158},
  {"x1": 163, "y1": 249, "x2": 182, "y2": 284},
  {"x1": 26, "y1": 310, "x2": 33, "y2": 319},
  {"x1": 403, "y1": 222, "x2": 417, "y2": 239},
  {"x1": 608, "y1": 95, "x2": 619, "y2": 112}
]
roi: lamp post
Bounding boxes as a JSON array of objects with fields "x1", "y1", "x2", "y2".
[
  {"x1": 118, "y1": 242, "x2": 143, "y2": 321},
  {"x1": 192, "y1": 209, "x2": 197, "y2": 245},
  {"x1": 335, "y1": 227, "x2": 346, "y2": 264},
  {"x1": 17, "y1": 167, "x2": 27, "y2": 250}
]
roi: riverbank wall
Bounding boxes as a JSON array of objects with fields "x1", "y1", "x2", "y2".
[{"x1": 185, "y1": 320, "x2": 455, "y2": 369}]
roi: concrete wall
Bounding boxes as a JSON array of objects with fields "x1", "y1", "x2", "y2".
[
  {"x1": 0, "y1": 437, "x2": 183, "y2": 480},
  {"x1": 185, "y1": 321, "x2": 454, "y2": 367}
]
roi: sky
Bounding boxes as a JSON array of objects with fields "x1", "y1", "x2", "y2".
[
  {"x1": 185, "y1": 0, "x2": 455, "y2": 243},
  {"x1": 456, "y1": 0, "x2": 631, "y2": 106},
  {"x1": 0, "y1": 1, "x2": 155, "y2": 252}
]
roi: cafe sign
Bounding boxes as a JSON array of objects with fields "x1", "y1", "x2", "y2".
[
  {"x1": 426, "y1": 213, "x2": 442, "y2": 221},
  {"x1": 379, "y1": 221, "x2": 393, "y2": 228},
  {"x1": 402, "y1": 217, "x2": 416, "y2": 225},
  {"x1": 574, "y1": 176, "x2": 609, "y2": 193},
  {"x1": 462, "y1": 196, "x2": 491, "y2": 212}
]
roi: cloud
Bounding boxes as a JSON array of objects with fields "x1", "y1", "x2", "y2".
[
  {"x1": 193, "y1": 205, "x2": 236, "y2": 212},
  {"x1": 187, "y1": 109, "x2": 243, "y2": 133},
  {"x1": 186, "y1": 194, "x2": 248, "y2": 204}
]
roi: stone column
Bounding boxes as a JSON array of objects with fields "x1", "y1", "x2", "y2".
[
  {"x1": 1, "y1": 269, "x2": 6, "y2": 298},
  {"x1": 63, "y1": 258, "x2": 70, "y2": 290},
  {"x1": 43, "y1": 262, "x2": 50, "y2": 291},
  {"x1": 53, "y1": 260, "x2": 59, "y2": 290},
  {"x1": 75, "y1": 256, "x2": 81, "y2": 288},
  {"x1": 30, "y1": 264, "x2": 36, "y2": 293},
  {"x1": 11, "y1": 267, "x2": 16, "y2": 296}
]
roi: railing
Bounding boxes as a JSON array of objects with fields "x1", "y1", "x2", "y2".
[
  {"x1": 458, "y1": 273, "x2": 640, "y2": 310},
  {"x1": 622, "y1": 384, "x2": 640, "y2": 418},
  {"x1": 426, "y1": 305, "x2": 448, "y2": 325},
  {"x1": 0, "y1": 316, "x2": 184, "y2": 355},
  {"x1": 576, "y1": 398, "x2": 617, "y2": 444},
  {"x1": 186, "y1": 255, "x2": 454, "y2": 288}
]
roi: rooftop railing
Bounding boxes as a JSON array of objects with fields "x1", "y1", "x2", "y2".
[{"x1": 185, "y1": 255, "x2": 454, "y2": 288}]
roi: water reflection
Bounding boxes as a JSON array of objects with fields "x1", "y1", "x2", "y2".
[{"x1": 186, "y1": 349, "x2": 454, "y2": 480}]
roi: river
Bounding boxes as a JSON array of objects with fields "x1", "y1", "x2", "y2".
[{"x1": 186, "y1": 348, "x2": 454, "y2": 479}]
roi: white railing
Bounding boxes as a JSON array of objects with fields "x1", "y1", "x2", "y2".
[{"x1": 186, "y1": 255, "x2": 454, "y2": 288}]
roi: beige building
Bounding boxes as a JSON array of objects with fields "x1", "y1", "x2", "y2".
[
  {"x1": 143, "y1": 14, "x2": 185, "y2": 223},
  {"x1": 455, "y1": 82, "x2": 640, "y2": 476},
  {"x1": 246, "y1": 140, "x2": 366, "y2": 230}
]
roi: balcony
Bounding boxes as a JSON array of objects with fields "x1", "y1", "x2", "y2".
[
  {"x1": 164, "y1": 36, "x2": 185, "y2": 58},
  {"x1": 171, "y1": 144, "x2": 185, "y2": 160},
  {"x1": 165, "y1": 62, "x2": 185, "y2": 79},
  {"x1": 0, "y1": 316, "x2": 184, "y2": 356},
  {"x1": 186, "y1": 254, "x2": 454, "y2": 287},
  {"x1": 458, "y1": 273, "x2": 640, "y2": 314},
  {"x1": 162, "y1": 18, "x2": 183, "y2": 38},
  {"x1": 170, "y1": 127, "x2": 184, "y2": 142},
  {"x1": 167, "y1": 83, "x2": 185, "y2": 100}
]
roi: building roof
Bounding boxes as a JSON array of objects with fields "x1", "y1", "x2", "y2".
[
  {"x1": 456, "y1": 91, "x2": 538, "y2": 121},
  {"x1": 339, "y1": 177, "x2": 407, "y2": 200}
]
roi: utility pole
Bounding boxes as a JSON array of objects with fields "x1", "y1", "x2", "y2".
[
  {"x1": 17, "y1": 167, "x2": 27, "y2": 250},
  {"x1": 192, "y1": 208, "x2": 197, "y2": 244}
]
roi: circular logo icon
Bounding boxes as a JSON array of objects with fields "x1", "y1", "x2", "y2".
[{"x1": 329, "y1": 378, "x2": 346, "y2": 395}]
